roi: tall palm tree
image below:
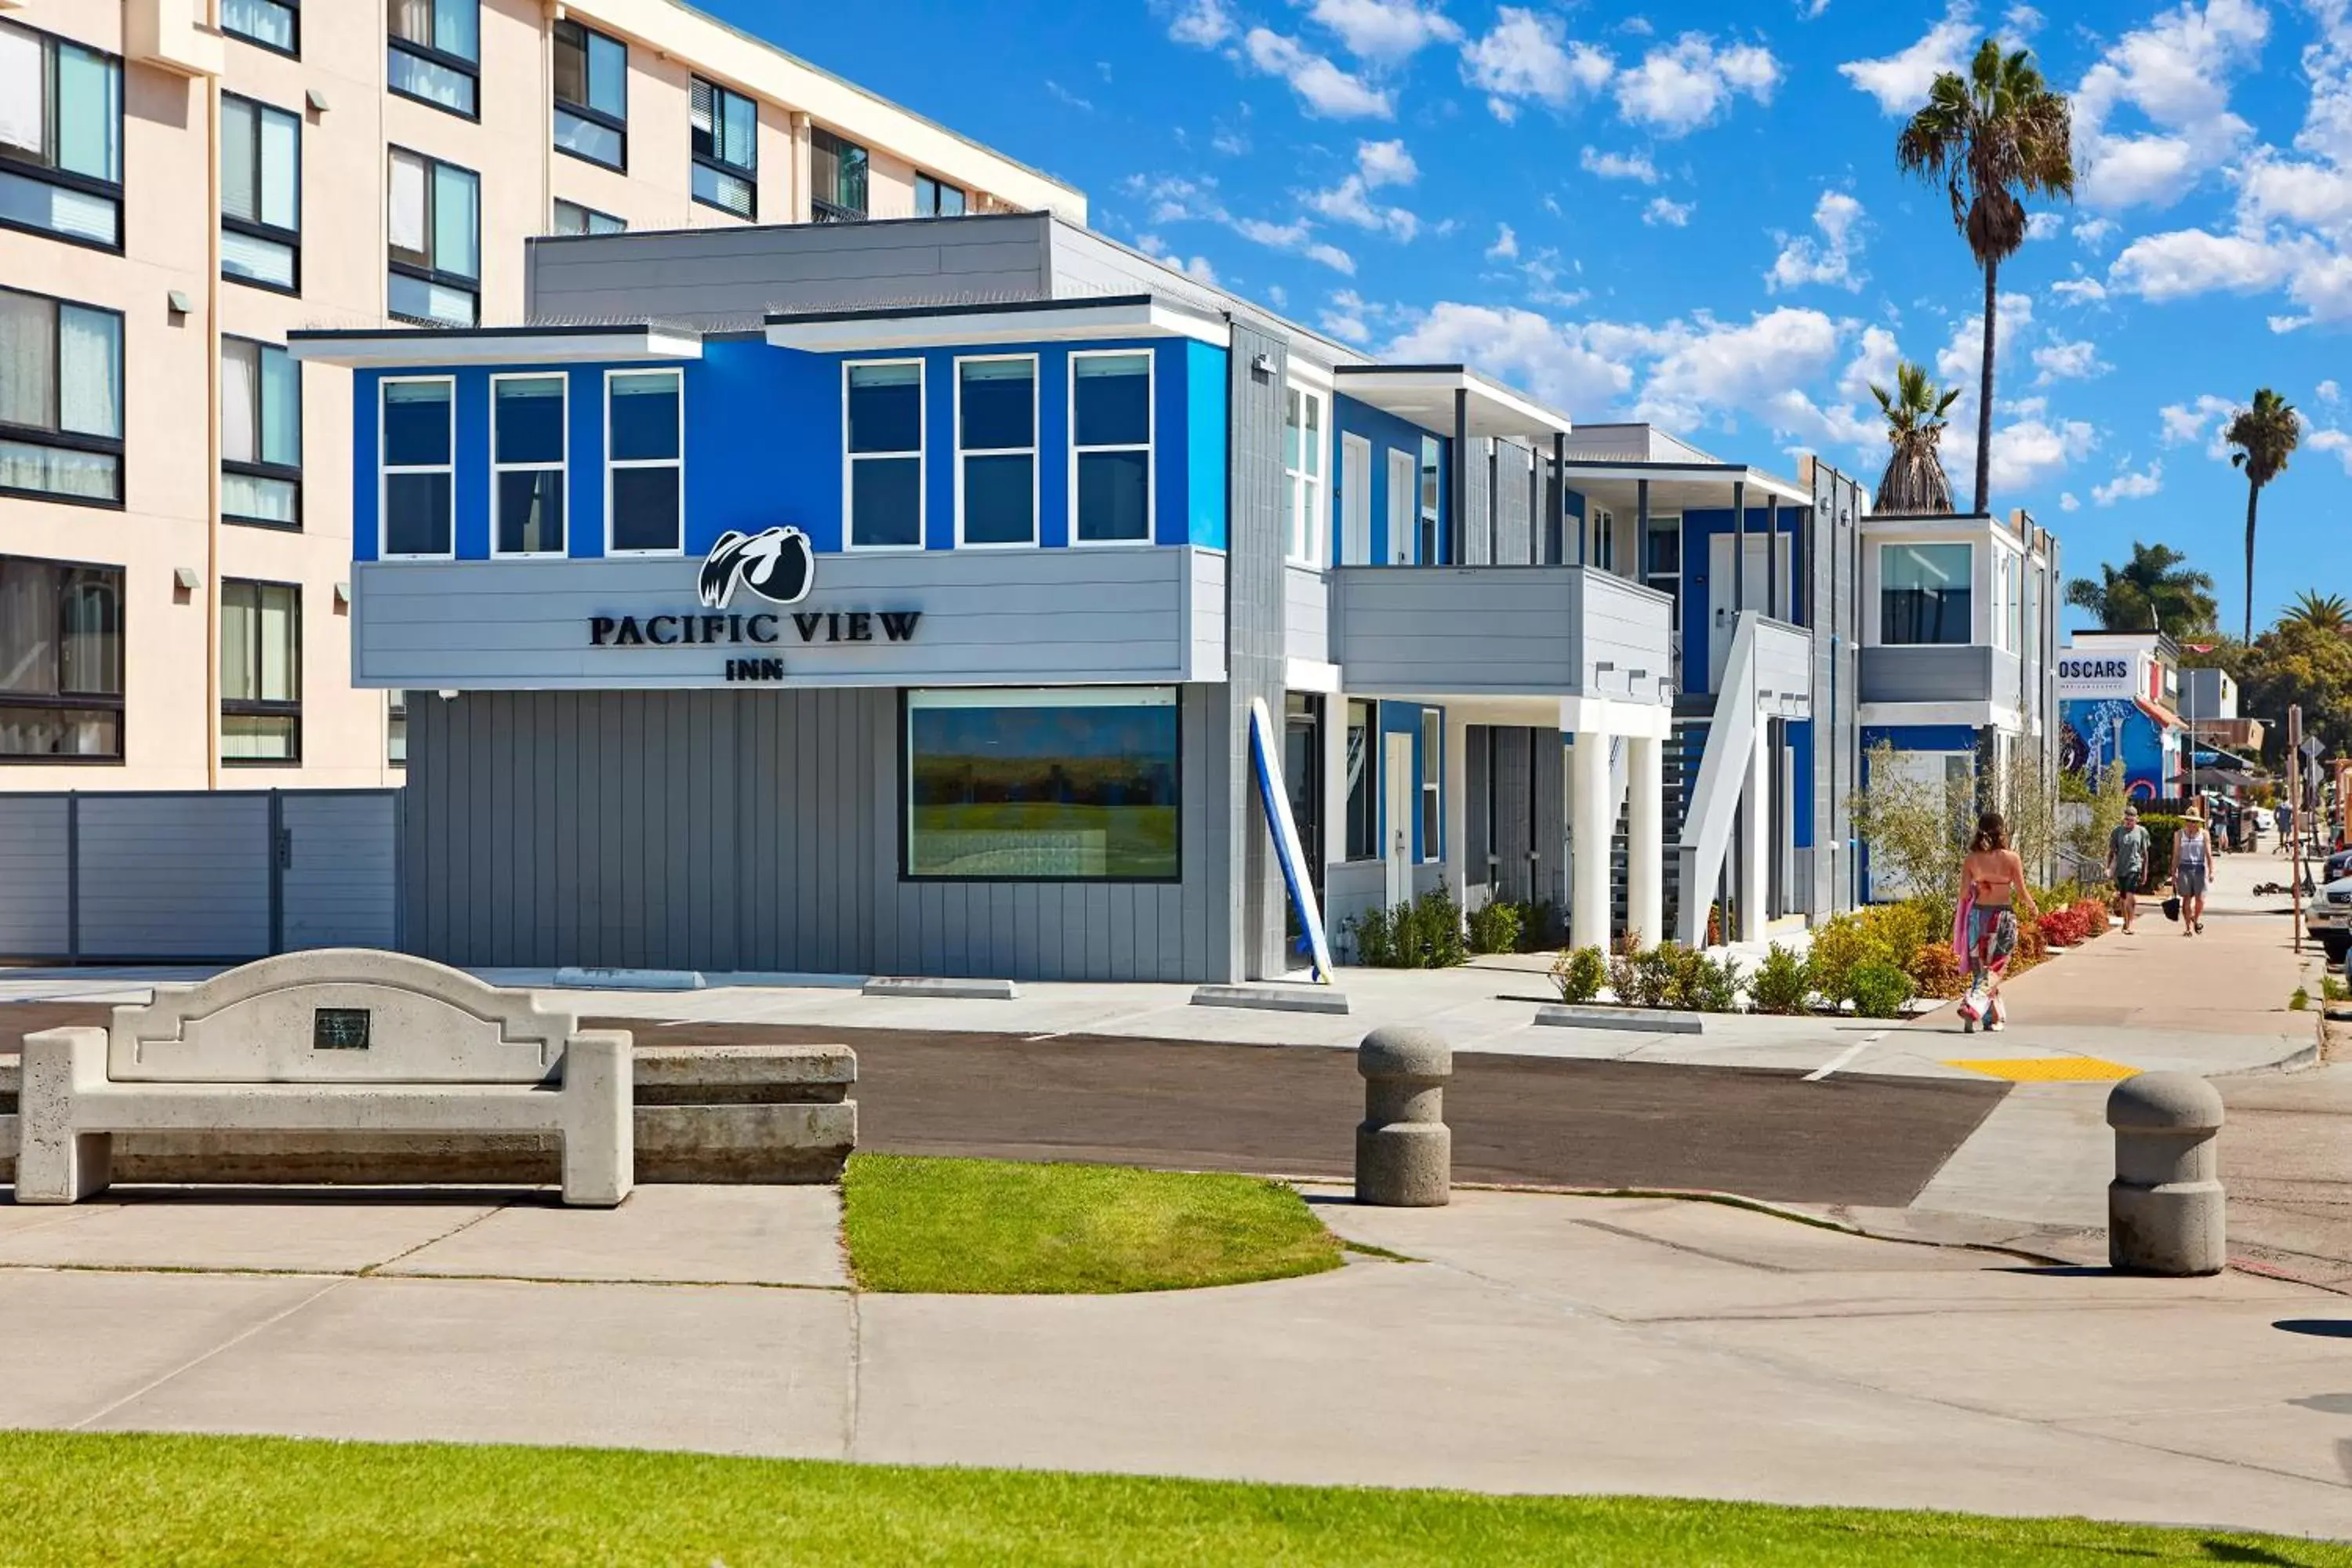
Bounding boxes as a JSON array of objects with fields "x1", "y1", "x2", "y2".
[
  {"x1": 2223, "y1": 387, "x2": 2300, "y2": 644},
  {"x1": 2281, "y1": 590, "x2": 2350, "y2": 635},
  {"x1": 2064, "y1": 542, "x2": 2219, "y2": 636},
  {"x1": 1896, "y1": 40, "x2": 2075, "y2": 516},
  {"x1": 1868, "y1": 360, "x2": 1962, "y2": 514}
]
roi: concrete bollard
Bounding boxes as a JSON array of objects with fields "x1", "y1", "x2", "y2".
[
  {"x1": 2107, "y1": 1072, "x2": 2227, "y2": 1276},
  {"x1": 1356, "y1": 1026, "x2": 1451, "y2": 1207}
]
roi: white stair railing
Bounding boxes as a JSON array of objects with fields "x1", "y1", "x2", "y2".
[{"x1": 1674, "y1": 612, "x2": 1760, "y2": 946}]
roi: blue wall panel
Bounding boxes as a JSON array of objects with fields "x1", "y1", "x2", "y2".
[
  {"x1": 1679, "y1": 507, "x2": 1808, "y2": 686},
  {"x1": 1332, "y1": 394, "x2": 1445, "y2": 564},
  {"x1": 1184, "y1": 340, "x2": 1228, "y2": 548}
]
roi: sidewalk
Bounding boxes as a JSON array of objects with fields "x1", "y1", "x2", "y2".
[{"x1": 0, "y1": 1182, "x2": 2343, "y2": 1537}]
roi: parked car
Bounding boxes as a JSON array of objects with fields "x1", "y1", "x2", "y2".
[{"x1": 2305, "y1": 874, "x2": 2352, "y2": 963}]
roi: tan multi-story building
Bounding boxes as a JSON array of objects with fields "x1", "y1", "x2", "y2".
[{"x1": 0, "y1": 0, "x2": 1083, "y2": 792}]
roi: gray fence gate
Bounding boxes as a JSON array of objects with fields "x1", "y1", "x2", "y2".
[{"x1": 0, "y1": 791, "x2": 401, "y2": 964}]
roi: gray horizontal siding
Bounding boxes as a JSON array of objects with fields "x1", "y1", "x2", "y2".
[
  {"x1": 1285, "y1": 564, "x2": 1329, "y2": 666},
  {"x1": 1755, "y1": 620, "x2": 1816, "y2": 713},
  {"x1": 75, "y1": 796, "x2": 271, "y2": 959},
  {"x1": 1858, "y1": 644, "x2": 1998, "y2": 706},
  {"x1": 526, "y1": 216, "x2": 1054, "y2": 326},
  {"x1": 0, "y1": 797, "x2": 70, "y2": 955},
  {"x1": 1189, "y1": 549, "x2": 1228, "y2": 680},
  {"x1": 281, "y1": 793, "x2": 401, "y2": 950},
  {"x1": 405, "y1": 684, "x2": 1218, "y2": 982},
  {"x1": 1331, "y1": 566, "x2": 1671, "y2": 700},
  {"x1": 355, "y1": 547, "x2": 1224, "y2": 690}
]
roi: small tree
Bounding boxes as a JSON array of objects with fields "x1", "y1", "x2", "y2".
[
  {"x1": 1994, "y1": 745, "x2": 2062, "y2": 884},
  {"x1": 2060, "y1": 760, "x2": 2128, "y2": 881},
  {"x1": 1849, "y1": 740, "x2": 1973, "y2": 912}
]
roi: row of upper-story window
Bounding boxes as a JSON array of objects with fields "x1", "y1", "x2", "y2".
[
  {"x1": 0, "y1": 552, "x2": 306, "y2": 768},
  {"x1": 1875, "y1": 538, "x2": 2045, "y2": 654},
  {"x1": 372, "y1": 349, "x2": 1168, "y2": 561},
  {"x1": 1, "y1": 282, "x2": 302, "y2": 524},
  {"x1": 0, "y1": 11, "x2": 968, "y2": 302}
]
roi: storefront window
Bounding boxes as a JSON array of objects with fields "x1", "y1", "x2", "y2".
[
  {"x1": 1880, "y1": 542, "x2": 1971, "y2": 646},
  {"x1": 1072, "y1": 351, "x2": 1150, "y2": 544},
  {"x1": 906, "y1": 688, "x2": 1179, "y2": 880}
]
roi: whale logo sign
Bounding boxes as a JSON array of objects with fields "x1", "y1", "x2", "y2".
[{"x1": 698, "y1": 527, "x2": 815, "y2": 610}]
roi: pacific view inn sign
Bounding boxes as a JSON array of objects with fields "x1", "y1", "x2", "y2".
[{"x1": 586, "y1": 527, "x2": 922, "y2": 682}]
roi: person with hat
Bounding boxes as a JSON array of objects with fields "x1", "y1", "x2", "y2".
[
  {"x1": 2106, "y1": 804, "x2": 2152, "y2": 935},
  {"x1": 2172, "y1": 802, "x2": 2213, "y2": 936}
]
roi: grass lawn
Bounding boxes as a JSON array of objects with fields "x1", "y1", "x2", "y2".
[
  {"x1": 6, "y1": 1432, "x2": 2346, "y2": 1567},
  {"x1": 840, "y1": 1152, "x2": 1343, "y2": 1294}
]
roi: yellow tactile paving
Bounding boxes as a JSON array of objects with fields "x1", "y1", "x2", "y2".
[{"x1": 1942, "y1": 1056, "x2": 2140, "y2": 1083}]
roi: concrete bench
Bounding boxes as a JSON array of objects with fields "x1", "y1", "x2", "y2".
[{"x1": 14, "y1": 949, "x2": 631, "y2": 1207}]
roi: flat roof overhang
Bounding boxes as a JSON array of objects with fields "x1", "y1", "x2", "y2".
[
  {"x1": 764, "y1": 294, "x2": 1232, "y2": 352},
  {"x1": 1559, "y1": 462, "x2": 1811, "y2": 510},
  {"x1": 286, "y1": 323, "x2": 705, "y2": 368},
  {"x1": 1333, "y1": 365, "x2": 1573, "y2": 442}
]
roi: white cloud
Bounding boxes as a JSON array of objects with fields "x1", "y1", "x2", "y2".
[
  {"x1": 1642, "y1": 196, "x2": 1695, "y2": 227},
  {"x1": 1461, "y1": 8, "x2": 1613, "y2": 122},
  {"x1": 1385, "y1": 303, "x2": 1633, "y2": 411},
  {"x1": 1304, "y1": 241, "x2": 1356, "y2": 272},
  {"x1": 1614, "y1": 33, "x2": 1781, "y2": 135},
  {"x1": 1165, "y1": 0, "x2": 1236, "y2": 47},
  {"x1": 2092, "y1": 459, "x2": 2164, "y2": 503},
  {"x1": 1305, "y1": 0, "x2": 1462, "y2": 64},
  {"x1": 1838, "y1": 5, "x2": 1973, "y2": 115},
  {"x1": 2109, "y1": 229, "x2": 2305, "y2": 300},
  {"x1": 1962, "y1": 414, "x2": 2100, "y2": 494},
  {"x1": 2031, "y1": 337, "x2": 2112, "y2": 383},
  {"x1": 1486, "y1": 222, "x2": 1519, "y2": 260},
  {"x1": 2005, "y1": 3, "x2": 2045, "y2": 36},
  {"x1": 1321, "y1": 288, "x2": 1374, "y2": 343},
  {"x1": 1936, "y1": 290, "x2": 2035, "y2": 389},
  {"x1": 1766, "y1": 190, "x2": 1866, "y2": 292},
  {"x1": 1134, "y1": 233, "x2": 1218, "y2": 285},
  {"x1": 2073, "y1": 0, "x2": 2269, "y2": 210},
  {"x1": 1580, "y1": 145, "x2": 1660, "y2": 183},
  {"x1": 2051, "y1": 274, "x2": 2109, "y2": 303},
  {"x1": 2308, "y1": 426, "x2": 2352, "y2": 473},
  {"x1": 1621, "y1": 307, "x2": 1846, "y2": 434},
  {"x1": 2321, "y1": 378, "x2": 2343, "y2": 404},
  {"x1": 2060, "y1": 491, "x2": 2082, "y2": 510},
  {"x1": 2075, "y1": 217, "x2": 2120, "y2": 249},
  {"x1": 1306, "y1": 140, "x2": 1423, "y2": 240},
  {"x1": 2158, "y1": 392, "x2": 2236, "y2": 456},
  {"x1": 1244, "y1": 28, "x2": 1395, "y2": 118}
]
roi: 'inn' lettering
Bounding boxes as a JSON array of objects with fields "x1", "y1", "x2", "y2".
[{"x1": 725, "y1": 658, "x2": 787, "y2": 682}]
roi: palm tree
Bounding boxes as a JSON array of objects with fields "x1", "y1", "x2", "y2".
[
  {"x1": 2223, "y1": 387, "x2": 2300, "y2": 644},
  {"x1": 1868, "y1": 361, "x2": 1962, "y2": 514},
  {"x1": 2064, "y1": 542, "x2": 2219, "y2": 636},
  {"x1": 1896, "y1": 40, "x2": 2075, "y2": 516},
  {"x1": 2281, "y1": 590, "x2": 2350, "y2": 635}
]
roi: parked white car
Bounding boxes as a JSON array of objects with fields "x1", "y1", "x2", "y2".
[{"x1": 2305, "y1": 875, "x2": 2352, "y2": 964}]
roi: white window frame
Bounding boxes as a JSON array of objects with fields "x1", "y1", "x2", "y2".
[
  {"x1": 1386, "y1": 446, "x2": 1415, "y2": 564},
  {"x1": 953, "y1": 351, "x2": 1039, "y2": 550},
  {"x1": 489, "y1": 371, "x2": 568, "y2": 559},
  {"x1": 1418, "y1": 707, "x2": 1441, "y2": 864},
  {"x1": 1283, "y1": 383, "x2": 1327, "y2": 566},
  {"x1": 377, "y1": 373, "x2": 456, "y2": 561},
  {"x1": 603, "y1": 366, "x2": 684, "y2": 557},
  {"x1": 1069, "y1": 347, "x2": 1156, "y2": 548},
  {"x1": 841, "y1": 357, "x2": 925, "y2": 552},
  {"x1": 1339, "y1": 431, "x2": 1373, "y2": 566}
]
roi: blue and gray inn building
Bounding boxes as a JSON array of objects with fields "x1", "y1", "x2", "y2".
[{"x1": 292, "y1": 212, "x2": 2057, "y2": 983}]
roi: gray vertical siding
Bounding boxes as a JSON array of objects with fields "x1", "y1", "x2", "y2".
[
  {"x1": 1225, "y1": 322, "x2": 1290, "y2": 980},
  {"x1": 0, "y1": 797, "x2": 71, "y2": 956},
  {"x1": 1494, "y1": 441, "x2": 1533, "y2": 565},
  {"x1": 401, "y1": 685, "x2": 1221, "y2": 981},
  {"x1": 1461, "y1": 441, "x2": 1492, "y2": 565},
  {"x1": 1535, "y1": 732, "x2": 1565, "y2": 909},
  {"x1": 1493, "y1": 727, "x2": 1532, "y2": 902},
  {"x1": 75, "y1": 795, "x2": 271, "y2": 960}
]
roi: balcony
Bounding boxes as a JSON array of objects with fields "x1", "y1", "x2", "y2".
[
  {"x1": 1327, "y1": 564, "x2": 1673, "y2": 703},
  {"x1": 1859, "y1": 644, "x2": 2026, "y2": 713}
]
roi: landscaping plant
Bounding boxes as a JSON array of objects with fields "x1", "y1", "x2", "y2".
[
  {"x1": 1749, "y1": 944, "x2": 1814, "y2": 1014},
  {"x1": 1687, "y1": 952, "x2": 1748, "y2": 1014},
  {"x1": 1550, "y1": 945, "x2": 1608, "y2": 1005},
  {"x1": 1847, "y1": 959, "x2": 1917, "y2": 1020},
  {"x1": 1343, "y1": 906, "x2": 1399, "y2": 967},
  {"x1": 1905, "y1": 942, "x2": 1965, "y2": 1000},
  {"x1": 1805, "y1": 914, "x2": 1895, "y2": 1008},
  {"x1": 1406, "y1": 886, "x2": 1468, "y2": 968},
  {"x1": 1465, "y1": 898, "x2": 1524, "y2": 956}
]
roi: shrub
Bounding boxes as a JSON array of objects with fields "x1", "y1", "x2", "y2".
[
  {"x1": 1750, "y1": 944, "x2": 1814, "y2": 1014},
  {"x1": 2138, "y1": 814, "x2": 2183, "y2": 887},
  {"x1": 1345, "y1": 891, "x2": 1466, "y2": 969},
  {"x1": 1686, "y1": 952, "x2": 1748, "y2": 1014},
  {"x1": 2290, "y1": 986, "x2": 2311, "y2": 1011},
  {"x1": 2071, "y1": 898, "x2": 2112, "y2": 937},
  {"x1": 1465, "y1": 898, "x2": 1523, "y2": 956},
  {"x1": 2037, "y1": 908, "x2": 2085, "y2": 948},
  {"x1": 1517, "y1": 900, "x2": 1563, "y2": 952},
  {"x1": 1408, "y1": 886, "x2": 1468, "y2": 968},
  {"x1": 2013, "y1": 918, "x2": 2049, "y2": 971},
  {"x1": 1848, "y1": 959, "x2": 1917, "y2": 1019},
  {"x1": 1808, "y1": 914, "x2": 1895, "y2": 1006},
  {"x1": 1345, "y1": 906, "x2": 1398, "y2": 967},
  {"x1": 1905, "y1": 942, "x2": 1965, "y2": 1000},
  {"x1": 1860, "y1": 900, "x2": 1936, "y2": 967},
  {"x1": 1551, "y1": 945, "x2": 1608, "y2": 1004}
]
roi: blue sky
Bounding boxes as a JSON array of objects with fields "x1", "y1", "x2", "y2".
[{"x1": 711, "y1": 0, "x2": 2350, "y2": 630}]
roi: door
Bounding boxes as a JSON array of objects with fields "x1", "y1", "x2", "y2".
[
  {"x1": 1707, "y1": 531, "x2": 1792, "y2": 690},
  {"x1": 1386, "y1": 448, "x2": 1414, "y2": 563},
  {"x1": 1340, "y1": 434, "x2": 1372, "y2": 566},
  {"x1": 1283, "y1": 694, "x2": 1324, "y2": 905},
  {"x1": 1385, "y1": 732, "x2": 1414, "y2": 907}
]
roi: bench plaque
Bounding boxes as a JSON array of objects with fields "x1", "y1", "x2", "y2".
[{"x1": 312, "y1": 1008, "x2": 372, "y2": 1051}]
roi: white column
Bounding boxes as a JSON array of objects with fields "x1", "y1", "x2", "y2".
[
  {"x1": 1736, "y1": 715, "x2": 1769, "y2": 944},
  {"x1": 1627, "y1": 732, "x2": 1664, "y2": 949},
  {"x1": 1443, "y1": 709, "x2": 1469, "y2": 913},
  {"x1": 1570, "y1": 729, "x2": 1612, "y2": 953}
]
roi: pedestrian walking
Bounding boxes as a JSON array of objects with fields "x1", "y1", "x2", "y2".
[
  {"x1": 2106, "y1": 805, "x2": 2151, "y2": 935},
  {"x1": 2276, "y1": 800, "x2": 2293, "y2": 855},
  {"x1": 1957, "y1": 811, "x2": 2039, "y2": 1033},
  {"x1": 2172, "y1": 804, "x2": 2213, "y2": 937}
]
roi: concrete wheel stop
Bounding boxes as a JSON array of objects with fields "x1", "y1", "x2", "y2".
[
  {"x1": 555, "y1": 967, "x2": 706, "y2": 992},
  {"x1": 1191, "y1": 983, "x2": 1352, "y2": 1015},
  {"x1": 862, "y1": 976, "x2": 1020, "y2": 1000},
  {"x1": 1536, "y1": 1003, "x2": 1704, "y2": 1034}
]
